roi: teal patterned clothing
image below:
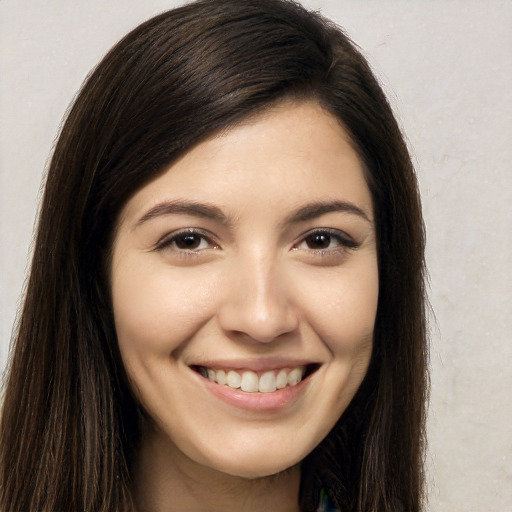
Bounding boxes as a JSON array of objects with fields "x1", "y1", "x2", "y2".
[{"x1": 316, "y1": 488, "x2": 340, "y2": 512}]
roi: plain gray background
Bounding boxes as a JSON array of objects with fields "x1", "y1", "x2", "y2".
[{"x1": 1, "y1": 1, "x2": 511, "y2": 510}]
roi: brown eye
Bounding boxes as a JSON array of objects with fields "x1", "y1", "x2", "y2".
[
  {"x1": 305, "y1": 233, "x2": 332, "y2": 250},
  {"x1": 174, "y1": 234, "x2": 203, "y2": 250},
  {"x1": 155, "y1": 230, "x2": 216, "y2": 253},
  {"x1": 294, "y1": 229, "x2": 358, "y2": 253}
]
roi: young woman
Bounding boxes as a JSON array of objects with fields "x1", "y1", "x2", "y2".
[{"x1": 0, "y1": 1, "x2": 428, "y2": 511}]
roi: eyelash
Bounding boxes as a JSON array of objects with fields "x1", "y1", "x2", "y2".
[
  {"x1": 293, "y1": 228, "x2": 358, "y2": 253},
  {"x1": 155, "y1": 228, "x2": 219, "y2": 254},
  {"x1": 154, "y1": 228, "x2": 358, "y2": 256}
]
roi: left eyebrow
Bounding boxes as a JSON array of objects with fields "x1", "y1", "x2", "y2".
[{"x1": 281, "y1": 200, "x2": 372, "y2": 227}]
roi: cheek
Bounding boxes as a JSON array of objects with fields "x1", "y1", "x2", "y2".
[
  {"x1": 111, "y1": 260, "x2": 220, "y2": 358},
  {"x1": 301, "y1": 257, "x2": 379, "y2": 356}
]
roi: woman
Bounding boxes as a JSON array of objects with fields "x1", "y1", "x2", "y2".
[{"x1": 0, "y1": 1, "x2": 428, "y2": 511}]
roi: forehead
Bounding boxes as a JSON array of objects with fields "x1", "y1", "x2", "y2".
[{"x1": 119, "y1": 100, "x2": 373, "y2": 227}]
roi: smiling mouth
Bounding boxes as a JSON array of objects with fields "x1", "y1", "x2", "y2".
[{"x1": 193, "y1": 364, "x2": 320, "y2": 394}]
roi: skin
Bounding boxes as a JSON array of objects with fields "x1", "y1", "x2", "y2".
[{"x1": 111, "y1": 101, "x2": 379, "y2": 512}]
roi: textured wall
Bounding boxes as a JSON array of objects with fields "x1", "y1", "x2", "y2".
[{"x1": 1, "y1": 1, "x2": 510, "y2": 510}]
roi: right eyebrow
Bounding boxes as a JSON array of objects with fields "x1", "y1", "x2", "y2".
[{"x1": 134, "y1": 199, "x2": 231, "y2": 228}]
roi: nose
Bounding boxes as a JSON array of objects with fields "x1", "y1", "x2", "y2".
[{"x1": 217, "y1": 252, "x2": 299, "y2": 344}]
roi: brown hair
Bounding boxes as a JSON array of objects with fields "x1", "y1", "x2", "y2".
[{"x1": 0, "y1": 1, "x2": 428, "y2": 510}]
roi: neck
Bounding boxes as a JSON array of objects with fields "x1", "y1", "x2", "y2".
[{"x1": 132, "y1": 427, "x2": 301, "y2": 512}]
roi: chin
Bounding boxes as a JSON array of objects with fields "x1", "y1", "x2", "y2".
[
  {"x1": 218, "y1": 458, "x2": 299, "y2": 480},
  {"x1": 197, "y1": 440, "x2": 310, "y2": 480}
]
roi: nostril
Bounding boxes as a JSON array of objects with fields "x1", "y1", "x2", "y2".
[
  {"x1": 216, "y1": 277, "x2": 299, "y2": 344},
  {"x1": 217, "y1": 309, "x2": 300, "y2": 344}
]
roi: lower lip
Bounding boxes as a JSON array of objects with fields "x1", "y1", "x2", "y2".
[{"x1": 198, "y1": 372, "x2": 311, "y2": 412}]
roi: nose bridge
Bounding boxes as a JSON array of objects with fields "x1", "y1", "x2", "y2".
[{"x1": 218, "y1": 247, "x2": 298, "y2": 343}]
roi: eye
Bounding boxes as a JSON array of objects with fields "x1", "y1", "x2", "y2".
[
  {"x1": 294, "y1": 228, "x2": 358, "y2": 252},
  {"x1": 155, "y1": 229, "x2": 219, "y2": 253},
  {"x1": 303, "y1": 232, "x2": 338, "y2": 250},
  {"x1": 172, "y1": 233, "x2": 209, "y2": 250}
]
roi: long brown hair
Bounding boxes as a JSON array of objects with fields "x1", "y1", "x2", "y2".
[{"x1": 0, "y1": 1, "x2": 428, "y2": 510}]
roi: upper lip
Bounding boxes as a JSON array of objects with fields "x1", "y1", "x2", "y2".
[{"x1": 189, "y1": 358, "x2": 318, "y2": 372}]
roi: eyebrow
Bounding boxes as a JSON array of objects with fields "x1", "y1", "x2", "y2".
[
  {"x1": 135, "y1": 200, "x2": 230, "y2": 227},
  {"x1": 281, "y1": 200, "x2": 372, "y2": 227}
]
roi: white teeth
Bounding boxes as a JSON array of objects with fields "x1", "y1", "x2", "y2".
[
  {"x1": 241, "y1": 371, "x2": 259, "y2": 392},
  {"x1": 287, "y1": 367, "x2": 303, "y2": 386},
  {"x1": 226, "y1": 370, "x2": 241, "y2": 389},
  {"x1": 276, "y1": 369, "x2": 288, "y2": 389},
  {"x1": 200, "y1": 365, "x2": 307, "y2": 393},
  {"x1": 216, "y1": 369, "x2": 226, "y2": 386},
  {"x1": 259, "y1": 371, "x2": 277, "y2": 393}
]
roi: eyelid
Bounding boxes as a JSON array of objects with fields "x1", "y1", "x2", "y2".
[
  {"x1": 292, "y1": 227, "x2": 359, "y2": 251},
  {"x1": 153, "y1": 227, "x2": 220, "y2": 252}
]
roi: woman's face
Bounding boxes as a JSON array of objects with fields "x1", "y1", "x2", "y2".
[{"x1": 111, "y1": 101, "x2": 378, "y2": 479}]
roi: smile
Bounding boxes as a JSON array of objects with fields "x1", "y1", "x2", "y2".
[
  {"x1": 190, "y1": 363, "x2": 321, "y2": 412},
  {"x1": 197, "y1": 366, "x2": 307, "y2": 393}
]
